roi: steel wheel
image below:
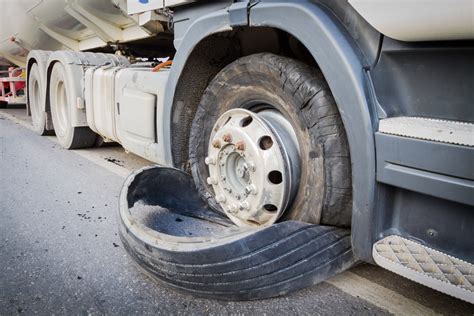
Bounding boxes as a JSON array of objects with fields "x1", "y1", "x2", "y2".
[{"x1": 206, "y1": 108, "x2": 301, "y2": 227}]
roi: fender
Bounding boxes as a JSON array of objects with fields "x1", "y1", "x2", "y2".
[
  {"x1": 250, "y1": 2, "x2": 377, "y2": 261},
  {"x1": 163, "y1": 2, "x2": 377, "y2": 260},
  {"x1": 45, "y1": 51, "x2": 127, "y2": 127},
  {"x1": 161, "y1": 5, "x2": 235, "y2": 165}
]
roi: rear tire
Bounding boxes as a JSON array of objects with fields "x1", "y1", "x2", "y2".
[
  {"x1": 28, "y1": 63, "x2": 51, "y2": 135},
  {"x1": 49, "y1": 62, "x2": 96, "y2": 149},
  {"x1": 189, "y1": 53, "x2": 352, "y2": 227}
]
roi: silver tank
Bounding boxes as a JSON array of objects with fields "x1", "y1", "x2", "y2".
[{"x1": 0, "y1": 0, "x2": 155, "y2": 67}]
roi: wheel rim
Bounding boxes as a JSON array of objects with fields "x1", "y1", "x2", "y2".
[
  {"x1": 206, "y1": 108, "x2": 301, "y2": 227},
  {"x1": 54, "y1": 80, "x2": 69, "y2": 136}
]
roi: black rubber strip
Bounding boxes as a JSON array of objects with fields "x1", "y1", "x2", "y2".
[{"x1": 118, "y1": 166, "x2": 355, "y2": 300}]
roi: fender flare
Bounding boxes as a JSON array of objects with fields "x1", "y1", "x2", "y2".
[
  {"x1": 45, "y1": 51, "x2": 127, "y2": 127},
  {"x1": 164, "y1": 2, "x2": 377, "y2": 260},
  {"x1": 161, "y1": 7, "x2": 234, "y2": 164}
]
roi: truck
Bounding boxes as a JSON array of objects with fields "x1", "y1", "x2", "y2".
[{"x1": 1, "y1": 0, "x2": 473, "y2": 303}]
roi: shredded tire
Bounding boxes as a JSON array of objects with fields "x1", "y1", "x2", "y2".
[
  {"x1": 189, "y1": 53, "x2": 352, "y2": 227},
  {"x1": 118, "y1": 166, "x2": 355, "y2": 300}
]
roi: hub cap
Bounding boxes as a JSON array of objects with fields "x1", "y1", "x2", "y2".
[{"x1": 206, "y1": 109, "x2": 300, "y2": 227}]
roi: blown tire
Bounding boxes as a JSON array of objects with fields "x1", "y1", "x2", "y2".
[
  {"x1": 189, "y1": 53, "x2": 352, "y2": 227},
  {"x1": 118, "y1": 166, "x2": 355, "y2": 300}
]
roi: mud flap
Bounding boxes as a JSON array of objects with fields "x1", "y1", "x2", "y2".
[{"x1": 118, "y1": 166, "x2": 356, "y2": 300}]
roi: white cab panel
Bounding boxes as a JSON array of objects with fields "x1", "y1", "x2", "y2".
[{"x1": 349, "y1": 0, "x2": 474, "y2": 41}]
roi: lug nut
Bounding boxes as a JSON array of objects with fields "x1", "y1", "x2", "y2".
[
  {"x1": 215, "y1": 195, "x2": 226, "y2": 203},
  {"x1": 212, "y1": 139, "x2": 221, "y2": 149},
  {"x1": 245, "y1": 184, "x2": 257, "y2": 195},
  {"x1": 207, "y1": 177, "x2": 218, "y2": 185},
  {"x1": 247, "y1": 161, "x2": 256, "y2": 172},
  {"x1": 228, "y1": 204, "x2": 238, "y2": 214},
  {"x1": 222, "y1": 133, "x2": 232, "y2": 143},
  {"x1": 235, "y1": 140, "x2": 245, "y2": 151},
  {"x1": 205, "y1": 156, "x2": 215, "y2": 165},
  {"x1": 239, "y1": 201, "x2": 250, "y2": 211}
]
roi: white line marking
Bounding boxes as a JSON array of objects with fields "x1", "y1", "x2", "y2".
[
  {"x1": 326, "y1": 271, "x2": 437, "y2": 315},
  {"x1": 72, "y1": 149, "x2": 131, "y2": 178},
  {"x1": 0, "y1": 109, "x2": 150, "y2": 178}
]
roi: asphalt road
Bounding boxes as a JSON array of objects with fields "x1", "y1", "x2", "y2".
[{"x1": 1, "y1": 108, "x2": 473, "y2": 315}]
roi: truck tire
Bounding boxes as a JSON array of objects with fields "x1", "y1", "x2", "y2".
[
  {"x1": 28, "y1": 63, "x2": 50, "y2": 135},
  {"x1": 49, "y1": 62, "x2": 96, "y2": 149},
  {"x1": 189, "y1": 53, "x2": 352, "y2": 227},
  {"x1": 118, "y1": 166, "x2": 355, "y2": 301}
]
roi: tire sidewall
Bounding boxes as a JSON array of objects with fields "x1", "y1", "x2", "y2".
[
  {"x1": 28, "y1": 63, "x2": 47, "y2": 135},
  {"x1": 49, "y1": 62, "x2": 74, "y2": 148}
]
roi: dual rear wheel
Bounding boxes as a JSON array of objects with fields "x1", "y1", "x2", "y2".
[
  {"x1": 48, "y1": 63, "x2": 96, "y2": 149},
  {"x1": 27, "y1": 62, "x2": 96, "y2": 149}
]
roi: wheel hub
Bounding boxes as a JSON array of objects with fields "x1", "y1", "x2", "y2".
[{"x1": 206, "y1": 109, "x2": 300, "y2": 227}]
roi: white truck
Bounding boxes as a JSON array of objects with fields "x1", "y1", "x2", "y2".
[{"x1": 1, "y1": 0, "x2": 473, "y2": 303}]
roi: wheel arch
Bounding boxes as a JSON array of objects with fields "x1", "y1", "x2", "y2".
[
  {"x1": 165, "y1": 2, "x2": 377, "y2": 260},
  {"x1": 45, "y1": 51, "x2": 88, "y2": 128},
  {"x1": 44, "y1": 51, "x2": 128, "y2": 128}
]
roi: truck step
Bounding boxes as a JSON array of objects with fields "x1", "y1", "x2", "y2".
[
  {"x1": 378, "y1": 117, "x2": 473, "y2": 147},
  {"x1": 118, "y1": 166, "x2": 356, "y2": 300},
  {"x1": 373, "y1": 235, "x2": 474, "y2": 303}
]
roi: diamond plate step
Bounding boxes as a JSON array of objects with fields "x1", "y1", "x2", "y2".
[
  {"x1": 378, "y1": 117, "x2": 474, "y2": 147},
  {"x1": 373, "y1": 235, "x2": 474, "y2": 304}
]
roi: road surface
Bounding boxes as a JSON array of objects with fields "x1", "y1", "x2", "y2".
[{"x1": 1, "y1": 108, "x2": 473, "y2": 315}]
